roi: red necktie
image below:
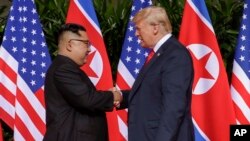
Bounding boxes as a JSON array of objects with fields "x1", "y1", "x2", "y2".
[{"x1": 145, "y1": 50, "x2": 155, "y2": 65}]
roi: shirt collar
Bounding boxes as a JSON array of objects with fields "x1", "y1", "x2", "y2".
[{"x1": 153, "y1": 33, "x2": 172, "y2": 52}]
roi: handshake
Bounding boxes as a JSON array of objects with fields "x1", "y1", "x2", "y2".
[{"x1": 109, "y1": 87, "x2": 122, "y2": 108}]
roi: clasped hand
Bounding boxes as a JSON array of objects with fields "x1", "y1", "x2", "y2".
[{"x1": 109, "y1": 87, "x2": 122, "y2": 108}]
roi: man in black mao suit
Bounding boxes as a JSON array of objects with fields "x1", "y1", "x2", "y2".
[
  {"x1": 119, "y1": 6, "x2": 194, "y2": 141},
  {"x1": 43, "y1": 23, "x2": 122, "y2": 141}
]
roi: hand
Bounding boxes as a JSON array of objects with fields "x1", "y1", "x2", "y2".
[{"x1": 110, "y1": 87, "x2": 122, "y2": 108}]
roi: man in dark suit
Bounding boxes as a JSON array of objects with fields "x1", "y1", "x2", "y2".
[
  {"x1": 43, "y1": 23, "x2": 122, "y2": 141},
  {"x1": 119, "y1": 6, "x2": 194, "y2": 141}
]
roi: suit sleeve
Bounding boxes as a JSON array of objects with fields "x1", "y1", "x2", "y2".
[
  {"x1": 156, "y1": 48, "x2": 193, "y2": 141},
  {"x1": 54, "y1": 64, "x2": 114, "y2": 112},
  {"x1": 117, "y1": 90, "x2": 130, "y2": 109}
]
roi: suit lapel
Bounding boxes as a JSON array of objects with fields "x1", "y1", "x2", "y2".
[{"x1": 128, "y1": 37, "x2": 174, "y2": 102}]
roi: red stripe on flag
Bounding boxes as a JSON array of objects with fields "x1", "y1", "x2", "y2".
[
  {"x1": 231, "y1": 74, "x2": 250, "y2": 108},
  {"x1": 14, "y1": 115, "x2": 35, "y2": 141},
  {"x1": 117, "y1": 110, "x2": 128, "y2": 124},
  {"x1": 0, "y1": 58, "x2": 17, "y2": 83},
  {"x1": 116, "y1": 72, "x2": 131, "y2": 89},
  {"x1": 0, "y1": 108, "x2": 14, "y2": 129},
  {"x1": 116, "y1": 72, "x2": 129, "y2": 141},
  {"x1": 233, "y1": 102, "x2": 250, "y2": 124},
  {"x1": 35, "y1": 88, "x2": 46, "y2": 108},
  {"x1": 16, "y1": 88, "x2": 46, "y2": 135},
  {"x1": 0, "y1": 80, "x2": 15, "y2": 130},
  {"x1": 0, "y1": 84, "x2": 15, "y2": 106}
]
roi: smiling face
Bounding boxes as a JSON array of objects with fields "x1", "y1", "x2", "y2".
[
  {"x1": 58, "y1": 30, "x2": 91, "y2": 66},
  {"x1": 67, "y1": 31, "x2": 91, "y2": 66}
]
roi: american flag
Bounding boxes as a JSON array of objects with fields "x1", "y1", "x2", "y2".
[
  {"x1": 179, "y1": 0, "x2": 236, "y2": 140},
  {"x1": 0, "y1": 0, "x2": 51, "y2": 140},
  {"x1": 116, "y1": 0, "x2": 152, "y2": 140},
  {"x1": 66, "y1": 0, "x2": 121, "y2": 140},
  {"x1": 231, "y1": 0, "x2": 250, "y2": 124}
]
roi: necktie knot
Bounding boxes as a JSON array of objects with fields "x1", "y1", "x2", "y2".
[{"x1": 145, "y1": 50, "x2": 155, "y2": 64}]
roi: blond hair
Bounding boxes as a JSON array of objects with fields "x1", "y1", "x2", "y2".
[{"x1": 132, "y1": 6, "x2": 172, "y2": 33}]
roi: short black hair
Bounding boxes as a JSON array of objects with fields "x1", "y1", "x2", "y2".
[{"x1": 57, "y1": 23, "x2": 86, "y2": 43}]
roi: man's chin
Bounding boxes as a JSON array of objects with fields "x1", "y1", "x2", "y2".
[
  {"x1": 82, "y1": 60, "x2": 88, "y2": 65},
  {"x1": 140, "y1": 42, "x2": 145, "y2": 47}
]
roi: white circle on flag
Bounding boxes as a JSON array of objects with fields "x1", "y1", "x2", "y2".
[
  {"x1": 187, "y1": 44, "x2": 219, "y2": 95},
  {"x1": 89, "y1": 45, "x2": 103, "y2": 85}
]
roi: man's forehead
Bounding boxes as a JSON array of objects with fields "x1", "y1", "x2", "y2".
[
  {"x1": 78, "y1": 31, "x2": 88, "y2": 39},
  {"x1": 65, "y1": 30, "x2": 88, "y2": 38}
]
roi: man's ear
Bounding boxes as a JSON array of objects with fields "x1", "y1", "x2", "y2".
[
  {"x1": 153, "y1": 24, "x2": 159, "y2": 35},
  {"x1": 66, "y1": 42, "x2": 72, "y2": 51}
]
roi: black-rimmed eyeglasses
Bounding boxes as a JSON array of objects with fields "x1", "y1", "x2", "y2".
[{"x1": 68, "y1": 39, "x2": 91, "y2": 48}]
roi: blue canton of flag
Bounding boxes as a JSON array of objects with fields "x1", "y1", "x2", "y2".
[
  {"x1": 120, "y1": 0, "x2": 152, "y2": 78},
  {"x1": 1, "y1": 0, "x2": 51, "y2": 92}
]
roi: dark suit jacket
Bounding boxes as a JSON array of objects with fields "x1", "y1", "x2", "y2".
[
  {"x1": 120, "y1": 36, "x2": 194, "y2": 141},
  {"x1": 43, "y1": 55, "x2": 114, "y2": 141}
]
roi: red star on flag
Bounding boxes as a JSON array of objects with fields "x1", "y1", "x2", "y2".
[
  {"x1": 81, "y1": 51, "x2": 98, "y2": 78},
  {"x1": 190, "y1": 51, "x2": 215, "y2": 88}
]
